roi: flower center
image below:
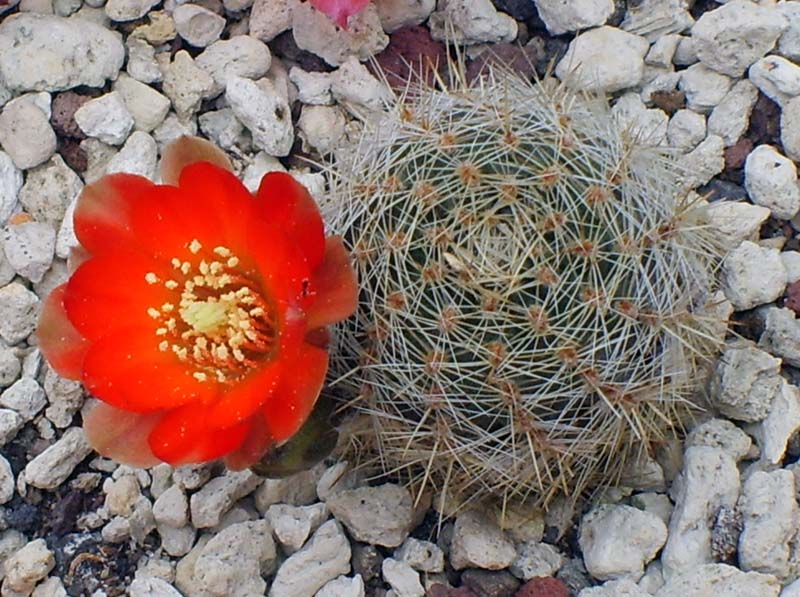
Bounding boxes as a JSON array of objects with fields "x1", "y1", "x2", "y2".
[{"x1": 145, "y1": 239, "x2": 276, "y2": 384}]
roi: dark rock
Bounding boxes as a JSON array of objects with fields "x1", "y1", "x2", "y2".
[
  {"x1": 651, "y1": 90, "x2": 685, "y2": 115},
  {"x1": 696, "y1": 179, "x2": 747, "y2": 203},
  {"x1": 492, "y1": 0, "x2": 537, "y2": 21},
  {"x1": 724, "y1": 138, "x2": 753, "y2": 172},
  {"x1": 58, "y1": 139, "x2": 88, "y2": 174},
  {"x1": 748, "y1": 93, "x2": 782, "y2": 148},
  {"x1": 555, "y1": 557, "x2": 592, "y2": 594},
  {"x1": 460, "y1": 569, "x2": 520, "y2": 597},
  {"x1": 352, "y1": 543, "x2": 384, "y2": 584},
  {"x1": 785, "y1": 280, "x2": 800, "y2": 315},
  {"x1": 372, "y1": 26, "x2": 448, "y2": 89},
  {"x1": 272, "y1": 30, "x2": 330, "y2": 72},
  {"x1": 50, "y1": 490, "x2": 85, "y2": 537},
  {"x1": 428, "y1": 585, "x2": 478, "y2": 597},
  {"x1": 514, "y1": 577, "x2": 570, "y2": 597},
  {"x1": 710, "y1": 506, "x2": 742, "y2": 564},
  {"x1": 466, "y1": 43, "x2": 539, "y2": 84},
  {"x1": 51, "y1": 92, "x2": 91, "y2": 139},
  {"x1": 5, "y1": 499, "x2": 41, "y2": 535}
]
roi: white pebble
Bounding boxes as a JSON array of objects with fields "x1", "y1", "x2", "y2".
[
  {"x1": 745, "y1": 144, "x2": 800, "y2": 220},
  {"x1": 74, "y1": 92, "x2": 135, "y2": 146},
  {"x1": 2, "y1": 221, "x2": 55, "y2": 283},
  {"x1": 722, "y1": 241, "x2": 787, "y2": 310},
  {"x1": 173, "y1": 4, "x2": 225, "y2": 48}
]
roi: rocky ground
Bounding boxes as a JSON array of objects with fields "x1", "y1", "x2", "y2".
[{"x1": 1, "y1": 0, "x2": 800, "y2": 595}]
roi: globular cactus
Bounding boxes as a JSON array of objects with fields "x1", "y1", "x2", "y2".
[{"x1": 324, "y1": 64, "x2": 724, "y2": 510}]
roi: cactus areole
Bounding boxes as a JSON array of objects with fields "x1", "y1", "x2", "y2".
[{"x1": 327, "y1": 66, "x2": 725, "y2": 510}]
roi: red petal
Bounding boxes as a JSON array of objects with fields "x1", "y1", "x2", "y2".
[
  {"x1": 255, "y1": 172, "x2": 325, "y2": 270},
  {"x1": 223, "y1": 413, "x2": 273, "y2": 470},
  {"x1": 37, "y1": 284, "x2": 91, "y2": 380},
  {"x1": 148, "y1": 405, "x2": 250, "y2": 465},
  {"x1": 64, "y1": 251, "x2": 173, "y2": 341},
  {"x1": 305, "y1": 236, "x2": 358, "y2": 330},
  {"x1": 204, "y1": 362, "x2": 282, "y2": 429},
  {"x1": 160, "y1": 135, "x2": 233, "y2": 186},
  {"x1": 73, "y1": 174, "x2": 155, "y2": 256},
  {"x1": 309, "y1": 0, "x2": 370, "y2": 28},
  {"x1": 83, "y1": 400, "x2": 162, "y2": 468},
  {"x1": 263, "y1": 340, "x2": 329, "y2": 442},
  {"x1": 81, "y1": 327, "x2": 217, "y2": 412}
]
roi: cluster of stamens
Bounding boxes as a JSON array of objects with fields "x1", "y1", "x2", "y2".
[{"x1": 144, "y1": 239, "x2": 275, "y2": 384}]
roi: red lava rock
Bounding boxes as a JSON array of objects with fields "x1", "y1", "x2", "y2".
[
  {"x1": 58, "y1": 139, "x2": 88, "y2": 174},
  {"x1": 460, "y1": 569, "x2": 520, "y2": 597},
  {"x1": 51, "y1": 91, "x2": 92, "y2": 139},
  {"x1": 466, "y1": 43, "x2": 540, "y2": 84},
  {"x1": 748, "y1": 93, "x2": 781, "y2": 147},
  {"x1": 650, "y1": 89, "x2": 685, "y2": 115},
  {"x1": 514, "y1": 576, "x2": 570, "y2": 597},
  {"x1": 372, "y1": 25, "x2": 448, "y2": 89},
  {"x1": 724, "y1": 137, "x2": 753, "y2": 171},
  {"x1": 426, "y1": 584, "x2": 478, "y2": 597},
  {"x1": 785, "y1": 280, "x2": 800, "y2": 315}
]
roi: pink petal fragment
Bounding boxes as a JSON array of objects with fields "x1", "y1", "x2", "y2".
[
  {"x1": 37, "y1": 284, "x2": 91, "y2": 380},
  {"x1": 310, "y1": 0, "x2": 370, "y2": 28},
  {"x1": 82, "y1": 400, "x2": 163, "y2": 468},
  {"x1": 160, "y1": 135, "x2": 234, "y2": 186}
]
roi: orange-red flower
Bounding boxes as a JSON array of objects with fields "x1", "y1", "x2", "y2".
[{"x1": 37, "y1": 136, "x2": 357, "y2": 470}]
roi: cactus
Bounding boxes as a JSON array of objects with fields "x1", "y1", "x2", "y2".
[{"x1": 323, "y1": 64, "x2": 725, "y2": 510}]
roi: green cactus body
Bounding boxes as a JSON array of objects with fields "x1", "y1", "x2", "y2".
[{"x1": 325, "y1": 66, "x2": 724, "y2": 510}]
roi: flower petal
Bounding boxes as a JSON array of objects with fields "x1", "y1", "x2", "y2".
[
  {"x1": 81, "y1": 327, "x2": 217, "y2": 412},
  {"x1": 37, "y1": 284, "x2": 91, "y2": 380},
  {"x1": 263, "y1": 340, "x2": 329, "y2": 442},
  {"x1": 73, "y1": 174, "x2": 155, "y2": 256},
  {"x1": 160, "y1": 135, "x2": 234, "y2": 186},
  {"x1": 223, "y1": 413, "x2": 273, "y2": 470},
  {"x1": 83, "y1": 400, "x2": 162, "y2": 468},
  {"x1": 148, "y1": 404, "x2": 250, "y2": 465},
  {"x1": 305, "y1": 236, "x2": 358, "y2": 330},
  {"x1": 64, "y1": 251, "x2": 173, "y2": 341},
  {"x1": 204, "y1": 362, "x2": 283, "y2": 429},
  {"x1": 255, "y1": 172, "x2": 325, "y2": 270}
]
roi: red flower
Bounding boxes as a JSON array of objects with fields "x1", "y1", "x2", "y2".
[
  {"x1": 310, "y1": 0, "x2": 370, "y2": 28},
  {"x1": 37, "y1": 137, "x2": 357, "y2": 470}
]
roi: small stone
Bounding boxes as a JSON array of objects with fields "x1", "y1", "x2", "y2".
[
  {"x1": 0, "y1": 151, "x2": 22, "y2": 225},
  {"x1": 104, "y1": 474, "x2": 141, "y2": 517},
  {"x1": 19, "y1": 154, "x2": 83, "y2": 228},
  {"x1": 153, "y1": 484, "x2": 189, "y2": 528},
  {"x1": 74, "y1": 92, "x2": 134, "y2": 145},
  {"x1": 23, "y1": 427, "x2": 93, "y2": 489},
  {"x1": 429, "y1": 0, "x2": 516, "y2": 45},
  {"x1": 463, "y1": 569, "x2": 524, "y2": 596},
  {"x1": 579, "y1": 505, "x2": 666, "y2": 581},
  {"x1": 266, "y1": 502, "x2": 328, "y2": 554},
  {"x1": 2, "y1": 221, "x2": 55, "y2": 284},
  {"x1": 248, "y1": 0, "x2": 295, "y2": 42},
  {"x1": 532, "y1": 0, "x2": 613, "y2": 35},
  {"x1": 744, "y1": 144, "x2": 800, "y2": 220},
  {"x1": 678, "y1": 63, "x2": 732, "y2": 113},
  {"x1": 113, "y1": 74, "x2": 171, "y2": 133},
  {"x1": 753, "y1": 380, "x2": 800, "y2": 464},
  {"x1": 686, "y1": 418, "x2": 752, "y2": 462},
  {"x1": 298, "y1": 105, "x2": 346, "y2": 155},
  {"x1": 157, "y1": 524, "x2": 196, "y2": 557},
  {"x1": 375, "y1": 0, "x2": 434, "y2": 33},
  {"x1": 661, "y1": 447, "x2": 740, "y2": 576},
  {"x1": 3, "y1": 539, "x2": 55, "y2": 594},
  {"x1": 395, "y1": 537, "x2": 444, "y2": 573},
  {"x1": 225, "y1": 76, "x2": 293, "y2": 156},
  {"x1": 710, "y1": 340, "x2": 782, "y2": 423},
  {"x1": 0, "y1": 408, "x2": 23, "y2": 445},
  {"x1": 316, "y1": 575, "x2": 365, "y2": 597},
  {"x1": 327, "y1": 484, "x2": 414, "y2": 548},
  {"x1": 578, "y1": 578, "x2": 648, "y2": 596},
  {"x1": 162, "y1": 51, "x2": 216, "y2": 120},
  {"x1": 288, "y1": 68, "x2": 332, "y2": 106},
  {"x1": 193, "y1": 520, "x2": 276, "y2": 596},
  {"x1": 722, "y1": 241, "x2": 787, "y2": 310},
  {"x1": 173, "y1": 4, "x2": 224, "y2": 48},
  {"x1": 760, "y1": 306, "x2": 800, "y2": 367},
  {"x1": 292, "y1": 2, "x2": 389, "y2": 66},
  {"x1": 0, "y1": 14, "x2": 124, "y2": 92},
  {"x1": 0, "y1": 95, "x2": 57, "y2": 169},
  {"x1": 195, "y1": 35, "x2": 272, "y2": 96},
  {"x1": 152, "y1": 112, "x2": 198, "y2": 153},
  {"x1": 0, "y1": 454, "x2": 13, "y2": 504},
  {"x1": 610, "y1": 93, "x2": 668, "y2": 146},
  {"x1": 126, "y1": 37, "x2": 162, "y2": 85},
  {"x1": 198, "y1": 109, "x2": 246, "y2": 151},
  {"x1": 0, "y1": 377, "x2": 47, "y2": 421},
  {"x1": 382, "y1": 558, "x2": 424, "y2": 597},
  {"x1": 737, "y1": 469, "x2": 797, "y2": 579},
  {"x1": 135, "y1": 10, "x2": 176, "y2": 46},
  {"x1": 781, "y1": 96, "x2": 800, "y2": 163},
  {"x1": 331, "y1": 57, "x2": 392, "y2": 115},
  {"x1": 703, "y1": 200, "x2": 770, "y2": 250},
  {"x1": 105, "y1": 131, "x2": 158, "y2": 178},
  {"x1": 189, "y1": 469, "x2": 261, "y2": 528},
  {"x1": 708, "y1": 79, "x2": 758, "y2": 147},
  {"x1": 778, "y1": 1, "x2": 800, "y2": 62},
  {"x1": 104, "y1": 0, "x2": 159, "y2": 21},
  {"x1": 0, "y1": 283, "x2": 39, "y2": 344},
  {"x1": 620, "y1": 0, "x2": 694, "y2": 43},
  {"x1": 102, "y1": 516, "x2": 132, "y2": 543},
  {"x1": 253, "y1": 464, "x2": 324, "y2": 511},
  {"x1": 31, "y1": 577, "x2": 68, "y2": 597},
  {"x1": 656, "y1": 563, "x2": 779, "y2": 597},
  {"x1": 646, "y1": 34, "x2": 681, "y2": 69},
  {"x1": 748, "y1": 56, "x2": 800, "y2": 108},
  {"x1": 450, "y1": 509, "x2": 516, "y2": 571},
  {"x1": 269, "y1": 520, "x2": 351, "y2": 597},
  {"x1": 128, "y1": 577, "x2": 183, "y2": 597},
  {"x1": 678, "y1": 134, "x2": 725, "y2": 189},
  {"x1": 555, "y1": 26, "x2": 648, "y2": 93},
  {"x1": 510, "y1": 541, "x2": 564, "y2": 581},
  {"x1": 667, "y1": 109, "x2": 706, "y2": 151}
]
